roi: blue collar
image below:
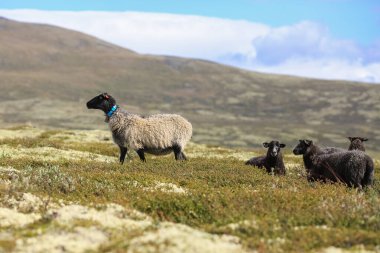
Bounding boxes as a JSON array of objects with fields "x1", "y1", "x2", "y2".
[{"x1": 107, "y1": 105, "x2": 118, "y2": 117}]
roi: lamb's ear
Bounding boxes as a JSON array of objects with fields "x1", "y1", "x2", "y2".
[
  {"x1": 304, "y1": 140, "x2": 312, "y2": 146},
  {"x1": 263, "y1": 142, "x2": 269, "y2": 148},
  {"x1": 347, "y1": 137, "x2": 354, "y2": 142},
  {"x1": 103, "y1": 92, "x2": 110, "y2": 100},
  {"x1": 279, "y1": 143, "x2": 286, "y2": 148},
  {"x1": 361, "y1": 137, "x2": 369, "y2": 142}
]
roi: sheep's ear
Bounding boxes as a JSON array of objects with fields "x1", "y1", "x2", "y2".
[
  {"x1": 361, "y1": 138, "x2": 369, "y2": 142},
  {"x1": 279, "y1": 143, "x2": 286, "y2": 148},
  {"x1": 304, "y1": 140, "x2": 312, "y2": 146},
  {"x1": 103, "y1": 92, "x2": 110, "y2": 100},
  {"x1": 263, "y1": 142, "x2": 269, "y2": 148},
  {"x1": 347, "y1": 137, "x2": 354, "y2": 141}
]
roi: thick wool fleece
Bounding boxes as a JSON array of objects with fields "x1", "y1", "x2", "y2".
[
  {"x1": 321, "y1": 147, "x2": 345, "y2": 154},
  {"x1": 246, "y1": 153, "x2": 286, "y2": 175},
  {"x1": 315, "y1": 150, "x2": 374, "y2": 187},
  {"x1": 304, "y1": 146, "x2": 374, "y2": 187},
  {"x1": 108, "y1": 108, "x2": 192, "y2": 152}
]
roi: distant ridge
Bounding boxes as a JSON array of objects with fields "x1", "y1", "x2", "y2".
[{"x1": 1, "y1": 17, "x2": 380, "y2": 151}]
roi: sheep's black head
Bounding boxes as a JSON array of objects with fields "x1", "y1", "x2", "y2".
[
  {"x1": 263, "y1": 141, "x2": 286, "y2": 157},
  {"x1": 86, "y1": 93, "x2": 116, "y2": 114},
  {"x1": 293, "y1": 139, "x2": 313, "y2": 155},
  {"x1": 348, "y1": 136, "x2": 368, "y2": 151}
]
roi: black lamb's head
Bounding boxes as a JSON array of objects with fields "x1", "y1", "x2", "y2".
[
  {"x1": 348, "y1": 136, "x2": 368, "y2": 151},
  {"x1": 293, "y1": 139, "x2": 313, "y2": 155},
  {"x1": 86, "y1": 92, "x2": 116, "y2": 113},
  {"x1": 263, "y1": 141, "x2": 286, "y2": 157}
]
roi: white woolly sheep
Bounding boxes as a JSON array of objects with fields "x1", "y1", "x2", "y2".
[{"x1": 87, "y1": 93, "x2": 192, "y2": 163}]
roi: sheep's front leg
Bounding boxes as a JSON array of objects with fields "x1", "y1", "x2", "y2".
[
  {"x1": 137, "y1": 149, "x2": 146, "y2": 162},
  {"x1": 119, "y1": 146, "x2": 128, "y2": 164}
]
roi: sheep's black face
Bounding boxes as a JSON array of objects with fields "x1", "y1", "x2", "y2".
[
  {"x1": 293, "y1": 140, "x2": 312, "y2": 155},
  {"x1": 263, "y1": 141, "x2": 286, "y2": 157},
  {"x1": 348, "y1": 136, "x2": 368, "y2": 151},
  {"x1": 348, "y1": 137, "x2": 368, "y2": 144},
  {"x1": 86, "y1": 93, "x2": 116, "y2": 114}
]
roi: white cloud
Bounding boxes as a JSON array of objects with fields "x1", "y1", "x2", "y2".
[
  {"x1": 252, "y1": 21, "x2": 361, "y2": 65},
  {"x1": 0, "y1": 9, "x2": 379, "y2": 83},
  {"x1": 0, "y1": 9, "x2": 268, "y2": 60},
  {"x1": 254, "y1": 59, "x2": 380, "y2": 83}
]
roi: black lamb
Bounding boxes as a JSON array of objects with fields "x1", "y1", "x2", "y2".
[
  {"x1": 348, "y1": 136, "x2": 368, "y2": 151},
  {"x1": 246, "y1": 141, "x2": 286, "y2": 175}
]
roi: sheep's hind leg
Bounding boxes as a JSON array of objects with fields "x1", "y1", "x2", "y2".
[
  {"x1": 137, "y1": 149, "x2": 146, "y2": 162},
  {"x1": 180, "y1": 152, "x2": 187, "y2": 160},
  {"x1": 173, "y1": 145, "x2": 186, "y2": 161},
  {"x1": 119, "y1": 146, "x2": 128, "y2": 164}
]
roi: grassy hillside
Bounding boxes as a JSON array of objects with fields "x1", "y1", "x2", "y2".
[
  {"x1": 1, "y1": 17, "x2": 380, "y2": 151},
  {"x1": 0, "y1": 126, "x2": 379, "y2": 252}
]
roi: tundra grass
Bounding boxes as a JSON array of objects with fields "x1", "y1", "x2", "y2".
[{"x1": 0, "y1": 129, "x2": 379, "y2": 252}]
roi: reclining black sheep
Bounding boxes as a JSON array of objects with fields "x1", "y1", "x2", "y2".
[
  {"x1": 293, "y1": 139, "x2": 374, "y2": 188},
  {"x1": 245, "y1": 141, "x2": 286, "y2": 175}
]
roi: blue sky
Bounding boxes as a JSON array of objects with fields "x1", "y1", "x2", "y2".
[{"x1": 0, "y1": 1, "x2": 379, "y2": 82}]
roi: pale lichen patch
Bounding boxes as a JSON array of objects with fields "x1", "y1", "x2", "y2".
[
  {"x1": 1, "y1": 191, "x2": 249, "y2": 253},
  {"x1": 126, "y1": 180, "x2": 189, "y2": 195},
  {"x1": 0, "y1": 208, "x2": 41, "y2": 228},
  {"x1": 49, "y1": 130, "x2": 112, "y2": 143},
  {"x1": 145, "y1": 181, "x2": 188, "y2": 194},
  {"x1": 49, "y1": 204, "x2": 152, "y2": 230},
  {"x1": 0, "y1": 127, "x2": 43, "y2": 140},
  {"x1": 15, "y1": 227, "x2": 108, "y2": 253},
  {"x1": 0, "y1": 166, "x2": 20, "y2": 174},
  {"x1": 318, "y1": 246, "x2": 376, "y2": 253},
  {"x1": 0, "y1": 166, "x2": 20, "y2": 187},
  {"x1": 0, "y1": 145, "x2": 114, "y2": 163},
  {"x1": 6, "y1": 193, "x2": 44, "y2": 213},
  {"x1": 128, "y1": 222, "x2": 248, "y2": 253},
  {"x1": 224, "y1": 219, "x2": 259, "y2": 231}
]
